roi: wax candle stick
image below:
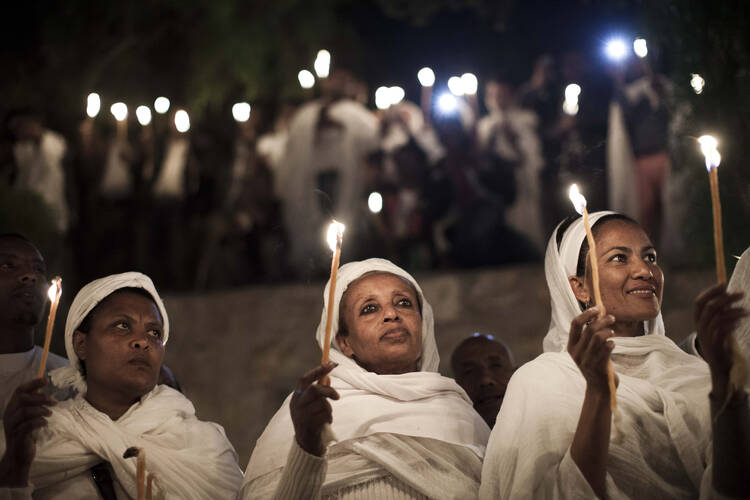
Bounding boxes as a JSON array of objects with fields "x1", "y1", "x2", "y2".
[
  {"x1": 321, "y1": 221, "x2": 345, "y2": 386},
  {"x1": 123, "y1": 447, "x2": 147, "y2": 500},
  {"x1": 37, "y1": 277, "x2": 62, "y2": 379}
]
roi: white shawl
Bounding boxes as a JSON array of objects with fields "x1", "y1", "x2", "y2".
[
  {"x1": 243, "y1": 258, "x2": 490, "y2": 498},
  {"x1": 480, "y1": 216, "x2": 743, "y2": 499},
  {"x1": 31, "y1": 385, "x2": 242, "y2": 500}
]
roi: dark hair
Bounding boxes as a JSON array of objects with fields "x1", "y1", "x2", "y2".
[
  {"x1": 76, "y1": 287, "x2": 158, "y2": 333},
  {"x1": 0, "y1": 232, "x2": 32, "y2": 244},
  {"x1": 556, "y1": 214, "x2": 641, "y2": 278},
  {"x1": 450, "y1": 333, "x2": 512, "y2": 375},
  {"x1": 337, "y1": 272, "x2": 422, "y2": 338}
]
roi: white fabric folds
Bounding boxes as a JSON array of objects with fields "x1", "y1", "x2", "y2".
[
  {"x1": 49, "y1": 272, "x2": 170, "y2": 393},
  {"x1": 30, "y1": 385, "x2": 243, "y2": 500},
  {"x1": 243, "y1": 258, "x2": 490, "y2": 499}
]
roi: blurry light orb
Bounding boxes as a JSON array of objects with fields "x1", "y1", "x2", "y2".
[
  {"x1": 417, "y1": 67, "x2": 435, "y2": 87},
  {"x1": 298, "y1": 70, "x2": 315, "y2": 89},
  {"x1": 375, "y1": 86, "x2": 391, "y2": 110},
  {"x1": 368, "y1": 192, "x2": 383, "y2": 214},
  {"x1": 388, "y1": 86, "x2": 405, "y2": 106},
  {"x1": 174, "y1": 109, "x2": 190, "y2": 133},
  {"x1": 604, "y1": 38, "x2": 629, "y2": 61},
  {"x1": 562, "y1": 100, "x2": 579, "y2": 116},
  {"x1": 437, "y1": 93, "x2": 458, "y2": 114},
  {"x1": 86, "y1": 93, "x2": 101, "y2": 118},
  {"x1": 564, "y1": 83, "x2": 581, "y2": 101},
  {"x1": 110, "y1": 102, "x2": 128, "y2": 122},
  {"x1": 698, "y1": 134, "x2": 718, "y2": 157},
  {"x1": 232, "y1": 102, "x2": 251, "y2": 122},
  {"x1": 314, "y1": 49, "x2": 331, "y2": 78},
  {"x1": 154, "y1": 97, "x2": 171, "y2": 114},
  {"x1": 691, "y1": 73, "x2": 705, "y2": 94},
  {"x1": 633, "y1": 38, "x2": 648, "y2": 58},
  {"x1": 460, "y1": 73, "x2": 478, "y2": 95},
  {"x1": 447, "y1": 76, "x2": 465, "y2": 96},
  {"x1": 135, "y1": 105, "x2": 152, "y2": 126}
]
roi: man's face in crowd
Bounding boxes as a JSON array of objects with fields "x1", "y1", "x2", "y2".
[{"x1": 0, "y1": 236, "x2": 47, "y2": 328}]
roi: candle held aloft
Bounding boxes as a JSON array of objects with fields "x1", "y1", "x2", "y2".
[
  {"x1": 320, "y1": 221, "x2": 345, "y2": 386},
  {"x1": 37, "y1": 277, "x2": 62, "y2": 379},
  {"x1": 123, "y1": 447, "x2": 147, "y2": 500}
]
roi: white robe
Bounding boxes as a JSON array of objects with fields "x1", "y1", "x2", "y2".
[
  {"x1": 0, "y1": 385, "x2": 242, "y2": 500},
  {"x1": 0, "y1": 346, "x2": 68, "y2": 413}
]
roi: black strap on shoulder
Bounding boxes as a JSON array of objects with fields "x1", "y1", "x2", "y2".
[{"x1": 90, "y1": 462, "x2": 118, "y2": 500}]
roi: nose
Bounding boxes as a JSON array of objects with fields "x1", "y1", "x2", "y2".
[
  {"x1": 19, "y1": 271, "x2": 39, "y2": 284},
  {"x1": 129, "y1": 331, "x2": 151, "y2": 351},
  {"x1": 631, "y1": 258, "x2": 653, "y2": 280},
  {"x1": 479, "y1": 368, "x2": 496, "y2": 388},
  {"x1": 382, "y1": 304, "x2": 400, "y2": 322}
]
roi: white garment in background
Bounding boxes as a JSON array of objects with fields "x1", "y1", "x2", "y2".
[
  {"x1": 0, "y1": 346, "x2": 67, "y2": 413},
  {"x1": 153, "y1": 137, "x2": 190, "y2": 199},
  {"x1": 476, "y1": 109, "x2": 545, "y2": 250},
  {"x1": 100, "y1": 140, "x2": 132, "y2": 199},
  {"x1": 278, "y1": 100, "x2": 379, "y2": 271},
  {"x1": 256, "y1": 130, "x2": 288, "y2": 174},
  {"x1": 480, "y1": 213, "x2": 749, "y2": 499},
  {"x1": 242, "y1": 259, "x2": 489, "y2": 499},
  {"x1": 13, "y1": 131, "x2": 69, "y2": 232}
]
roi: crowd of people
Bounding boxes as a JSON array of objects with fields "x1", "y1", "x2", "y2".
[
  {"x1": 1, "y1": 49, "x2": 680, "y2": 290},
  {"x1": 1, "y1": 203, "x2": 749, "y2": 498}
]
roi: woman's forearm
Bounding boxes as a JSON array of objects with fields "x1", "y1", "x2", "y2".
[
  {"x1": 711, "y1": 390, "x2": 750, "y2": 497},
  {"x1": 570, "y1": 388, "x2": 612, "y2": 499}
]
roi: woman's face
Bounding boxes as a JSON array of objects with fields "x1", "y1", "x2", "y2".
[
  {"x1": 336, "y1": 273, "x2": 423, "y2": 375},
  {"x1": 572, "y1": 219, "x2": 664, "y2": 323},
  {"x1": 73, "y1": 291, "x2": 165, "y2": 399}
]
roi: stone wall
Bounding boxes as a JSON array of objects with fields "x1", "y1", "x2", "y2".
[{"x1": 161, "y1": 264, "x2": 714, "y2": 468}]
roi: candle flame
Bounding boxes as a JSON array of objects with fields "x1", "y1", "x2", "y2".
[
  {"x1": 568, "y1": 184, "x2": 587, "y2": 215},
  {"x1": 47, "y1": 277, "x2": 62, "y2": 302},
  {"x1": 326, "y1": 221, "x2": 345, "y2": 252},
  {"x1": 698, "y1": 135, "x2": 720, "y2": 170}
]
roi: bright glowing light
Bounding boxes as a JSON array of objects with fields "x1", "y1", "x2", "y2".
[
  {"x1": 154, "y1": 97, "x2": 170, "y2": 114},
  {"x1": 47, "y1": 277, "x2": 61, "y2": 302},
  {"x1": 447, "y1": 76, "x2": 465, "y2": 96},
  {"x1": 368, "y1": 192, "x2": 383, "y2": 214},
  {"x1": 461, "y1": 73, "x2": 478, "y2": 95},
  {"x1": 375, "y1": 86, "x2": 391, "y2": 110},
  {"x1": 135, "y1": 106, "x2": 152, "y2": 126},
  {"x1": 314, "y1": 49, "x2": 331, "y2": 78},
  {"x1": 326, "y1": 220, "x2": 345, "y2": 252},
  {"x1": 698, "y1": 135, "x2": 720, "y2": 169},
  {"x1": 298, "y1": 69, "x2": 315, "y2": 89},
  {"x1": 564, "y1": 83, "x2": 581, "y2": 101},
  {"x1": 691, "y1": 73, "x2": 705, "y2": 94},
  {"x1": 562, "y1": 100, "x2": 579, "y2": 116},
  {"x1": 633, "y1": 38, "x2": 648, "y2": 58},
  {"x1": 389, "y1": 86, "x2": 405, "y2": 106},
  {"x1": 568, "y1": 184, "x2": 587, "y2": 215},
  {"x1": 232, "y1": 102, "x2": 251, "y2": 122},
  {"x1": 174, "y1": 109, "x2": 190, "y2": 133},
  {"x1": 110, "y1": 102, "x2": 128, "y2": 122},
  {"x1": 604, "y1": 38, "x2": 629, "y2": 61},
  {"x1": 417, "y1": 67, "x2": 435, "y2": 87},
  {"x1": 86, "y1": 93, "x2": 101, "y2": 118},
  {"x1": 437, "y1": 93, "x2": 458, "y2": 113}
]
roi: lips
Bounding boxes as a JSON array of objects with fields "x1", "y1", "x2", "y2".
[
  {"x1": 475, "y1": 393, "x2": 504, "y2": 410},
  {"x1": 128, "y1": 357, "x2": 152, "y2": 369},
  {"x1": 380, "y1": 327, "x2": 409, "y2": 341},
  {"x1": 626, "y1": 286, "x2": 656, "y2": 296}
]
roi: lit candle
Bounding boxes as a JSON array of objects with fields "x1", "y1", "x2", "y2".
[
  {"x1": 569, "y1": 185, "x2": 618, "y2": 411},
  {"x1": 697, "y1": 136, "x2": 747, "y2": 399},
  {"x1": 110, "y1": 102, "x2": 128, "y2": 142},
  {"x1": 320, "y1": 221, "x2": 345, "y2": 386},
  {"x1": 37, "y1": 277, "x2": 62, "y2": 379},
  {"x1": 417, "y1": 67, "x2": 435, "y2": 124},
  {"x1": 123, "y1": 447, "x2": 147, "y2": 500}
]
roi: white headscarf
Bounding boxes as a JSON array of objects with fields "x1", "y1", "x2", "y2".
[
  {"x1": 244, "y1": 258, "x2": 489, "y2": 497},
  {"x1": 50, "y1": 272, "x2": 170, "y2": 393},
  {"x1": 543, "y1": 211, "x2": 665, "y2": 352}
]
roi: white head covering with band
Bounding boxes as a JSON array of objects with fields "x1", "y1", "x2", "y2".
[
  {"x1": 50, "y1": 271, "x2": 170, "y2": 393},
  {"x1": 543, "y1": 211, "x2": 665, "y2": 353},
  {"x1": 244, "y1": 258, "x2": 489, "y2": 498}
]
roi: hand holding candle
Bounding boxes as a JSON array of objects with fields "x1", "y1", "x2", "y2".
[
  {"x1": 37, "y1": 277, "x2": 62, "y2": 379},
  {"x1": 569, "y1": 185, "x2": 618, "y2": 412},
  {"x1": 320, "y1": 221, "x2": 345, "y2": 387}
]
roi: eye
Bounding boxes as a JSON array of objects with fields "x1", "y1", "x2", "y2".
[
  {"x1": 147, "y1": 328, "x2": 163, "y2": 340},
  {"x1": 360, "y1": 303, "x2": 377, "y2": 315},
  {"x1": 609, "y1": 253, "x2": 627, "y2": 263},
  {"x1": 0, "y1": 261, "x2": 14, "y2": 270},
  {"x1": 645, "y1": 253, "x2": 657, "y2": 264},
  {"x1": 396, "y1": 297, "x2": 413, "y2": 307},
  {"x1": 114, "y1": 321, "x2": 130, "y2": 332}
]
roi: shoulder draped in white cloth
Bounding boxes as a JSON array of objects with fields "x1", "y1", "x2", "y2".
[
  {"x1": 480, "y1": 214, "x2": 748, "y2": 499},
  {"x1": 21, "y1": 272, "x2": 242, "y2": 500},
  {"x1": 242, "y1": 258, "x2": 490, "y2": 499}
]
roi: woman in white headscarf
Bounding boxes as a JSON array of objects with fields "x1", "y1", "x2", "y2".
[
  {"x1": 0, "y1": 272, "x2": 243, "y2": 499},
  {"x1": 242, "y1": 258, "x2": 490, "y2": 499},
  {"x1": 480, "y1": 212, "x2": 749, "y2": 499}
]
